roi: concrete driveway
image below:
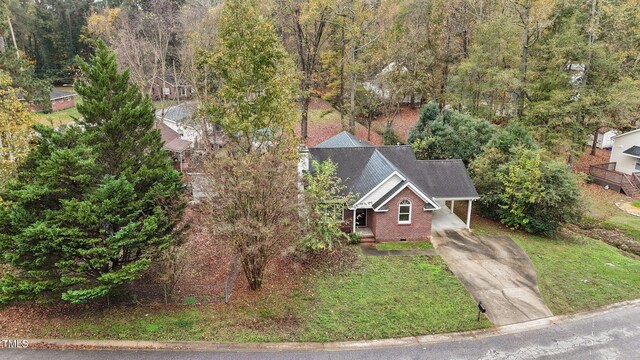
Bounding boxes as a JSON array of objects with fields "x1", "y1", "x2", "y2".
[{"x1": 432, "y1": 229, "x2": 553, "y2": 326}]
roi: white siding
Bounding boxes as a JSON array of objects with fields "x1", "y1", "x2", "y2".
[
  {"x1": 610, "y1": 131, "x2": 640, "y2": 175},
  {"x1": 355, "y1": 173, "x2": 403, "y2": 208}
]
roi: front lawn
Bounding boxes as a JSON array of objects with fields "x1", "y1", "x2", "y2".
[
  {"x1": 298, "y1": 255, "x2": 488, "y2": 341},
  {"x1": 474, "y1": 220, "x2": 640, "y2": 315},
  {"x1": 2, "y1": 252, "x2": 489, "y2": 342},
  {"x1": 375, "y1": 241, "x2": 434, "y2": 251},
  {"x1": 32, "y1": 106, "x2": 79, "y2": 127}
]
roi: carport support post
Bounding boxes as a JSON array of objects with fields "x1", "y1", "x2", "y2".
[
  {"x1": 466, "y1": 200, "x2": 472, "y2": 231},
  {"x1": 451, "y1": 200, "x2": 455, "y2": 213}
]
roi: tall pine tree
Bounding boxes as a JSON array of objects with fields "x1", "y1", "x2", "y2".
[{"x1": 0, "y1": 41, "x2": 184, "y2": 304}]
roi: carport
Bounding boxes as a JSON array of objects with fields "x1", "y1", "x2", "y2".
[{"x1": 432, "y1": 199, "x2": 475, "y2": 231}]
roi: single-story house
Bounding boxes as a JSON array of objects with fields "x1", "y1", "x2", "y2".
[
  {"x1": 156, "y1": 103, "x2": 200, "y2": 146},
  {"x1": 150, "y1": 75, "x2": 194, "y2": 101},
  {"x1": 363, "y1": 62, "x2": 421, "y2": 105},
  {"x1": 589, "y1": 128, "x2": 640, "y2": 197},
  {"x1": 303, "y1": 131, "x2": 479, "y2": 243},
  {"x1": 18, "y1": 89, "x2": 76, "y2": 112},
  {"x1": 157, "y1": 121, "x2": 192, "y2": 172}
]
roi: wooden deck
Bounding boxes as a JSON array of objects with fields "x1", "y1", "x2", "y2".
[{"x1": 589, "y1": 162, "x2": 640, "y2": 197}]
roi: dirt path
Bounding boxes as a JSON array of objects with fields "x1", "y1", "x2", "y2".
[{"x1": 432, "y1": 230, "x2": 553, "y2": 326}]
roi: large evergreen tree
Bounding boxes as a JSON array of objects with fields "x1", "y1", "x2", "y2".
[
  {"x1": 0, "y1": 41, "x2": 184, "y2": 304},
  {"x1": 409, "y1": 102, "x2": 495, "y2": 165}
]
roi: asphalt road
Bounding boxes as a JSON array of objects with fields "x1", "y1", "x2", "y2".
[{"x1": 1, "y1": 302, "x2": 639, "y2": 360}]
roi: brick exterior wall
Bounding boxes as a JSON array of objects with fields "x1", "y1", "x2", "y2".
[
  {"x1": 370, "y1": 187, "x2": 432, "y2": 242},
  {"x1": 51, "y1": 96, "x2": 75, "y2": 112},
  {"x1": 151, "y1": 82, "x2": 194, "y2": 101}
]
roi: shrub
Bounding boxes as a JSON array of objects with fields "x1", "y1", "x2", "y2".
[
  {"x1": 472, "y1": 146, "x2": 582, "y2": 235},
  {"x1": 383, "y1": 125, "x2": 401, "y2": 145},
  {"x1": 301, "y1": 159, "x2": 354, "y2": 252}
]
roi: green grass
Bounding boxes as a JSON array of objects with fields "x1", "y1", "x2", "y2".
[
  {"x1": 604, "y1": 215, "x2": 640, "y2": 241},
  {"x1": 36, "y1": 253, "x2": 488, "y2": 342},
  {"x1": 631, "y1": 201, "x2": 640, "y2": 208},
  {"x1": 375, "y1": 241, "x2": 434, "y2": 251},
  {"x1": 31, "y1": 97, "x2": 181, "y2": 129},
  {"x1": 297, "y1": 256, "x2": 488, "y2": 341},
  {"x1": 474, "y1": 221, "x2": 640, "y2": 315},
  {"x1": 32, "y1": 105, "x2": 80, "y2": 127}
]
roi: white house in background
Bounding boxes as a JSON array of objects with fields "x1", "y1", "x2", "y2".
[
  {"x1": 610, "y1": 129, "x2": 640, "y2": 175},
  {"x1": 156, "y1": 102, "x2": 200, "y2": 146},
  {"x1": 362, "y1": 62, "x2": 421, "y2": 104},
  {"x1": 587, "y1": 129, "x2": 618, "y2": 149}
]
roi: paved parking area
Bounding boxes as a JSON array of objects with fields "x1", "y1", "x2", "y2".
[{"x1": 432, "y1": 230, "x2": 553, "y2": 326}]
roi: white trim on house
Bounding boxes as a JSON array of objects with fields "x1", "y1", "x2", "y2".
[
  {"x1": 433, "y1": 196, "x2": 480, "y2": 201},
  {"x1": 50, "y1": 93, "x2": 76, "y2": 101},
  {"x1": 372, "y1": 181, "x2": 441, "y2": 212},
  {"x1": 350, "y1": 171, "x2": 406, "y2": 209},
  {"x1": 623, "y1": 151, "x2": 640, "y2": 159},
  {"x1": 612, "y1": 128, "x2": 640, "y2": 140},
  {"x1": 398, "y1": 199, "x2": 412, "y2": 224}
]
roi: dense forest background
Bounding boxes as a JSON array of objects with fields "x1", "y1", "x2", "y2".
[{"x1": 2, "y1": 0, "x2": 639, "y2": 158}]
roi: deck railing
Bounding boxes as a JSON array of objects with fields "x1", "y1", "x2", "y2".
[
  {"x1": 589, "y1": 162, "x2": 624, "y2": 185},
  {"x1": 632, "y1": 172, "x2": 640, "y2": 189}
]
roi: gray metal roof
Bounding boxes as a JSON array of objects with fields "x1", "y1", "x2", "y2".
[
  {"x1": 308, "y1": 133, "x2": 478, "y2": 205},
  {"x1": 315, "y1": 131, "x2": 374, "y2": 148},
  {"x1": 50, "y1": 90, "x2": 75, "y2": 100},
  {"x1": 157, "y1": 102, "x2": 197, "y2": 124},
  {"x1": 623, "y1": 145, "x2": 640, "y2": 158},
  {"x1": 309, "y1": 147, "x2": 386, "y2": 198}
]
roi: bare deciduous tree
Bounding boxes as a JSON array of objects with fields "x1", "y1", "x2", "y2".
[
  {"x1": 201, "y1": 149, "x2": 300, "y2": 290},
  {"x1": 272, "y1": 0, "x2": 336, "y2": 140}
]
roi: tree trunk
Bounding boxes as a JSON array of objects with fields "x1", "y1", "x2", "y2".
[
  {"x1": 301, "y1": 93, "x2": 310, "y2": 140},
  {"x1": 339, "y1": 22, "x2": 346, "y2": 129},
  {"x1": 591, "y1": 127, "x2": 600, "y2": 156},
  {"x1": 517, "y1": 0, "x2": 531, "y2": 119},
  {"x1": 349, "y1": 64, "x2": 356, "y2": 134}
]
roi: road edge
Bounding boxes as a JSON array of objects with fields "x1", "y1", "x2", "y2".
[{"x1": 12, "y1": 298, "x2": 640, "y2": 352}]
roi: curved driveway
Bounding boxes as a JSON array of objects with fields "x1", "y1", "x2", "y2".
[{"x1": 432, "y1": 229, "x2": 553, "y2": 326}]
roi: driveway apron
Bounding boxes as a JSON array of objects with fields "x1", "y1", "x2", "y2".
[{"x1": 432, "y1": 229, "x2": 553, "y2": 326}]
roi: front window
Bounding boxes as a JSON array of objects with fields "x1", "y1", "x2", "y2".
[
  {"x1": 398, "y1": 199, "x2": 411, "y2": 224},
  {"x1": 635, "y1": 159, "x2": 640, "y2": 171}
]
